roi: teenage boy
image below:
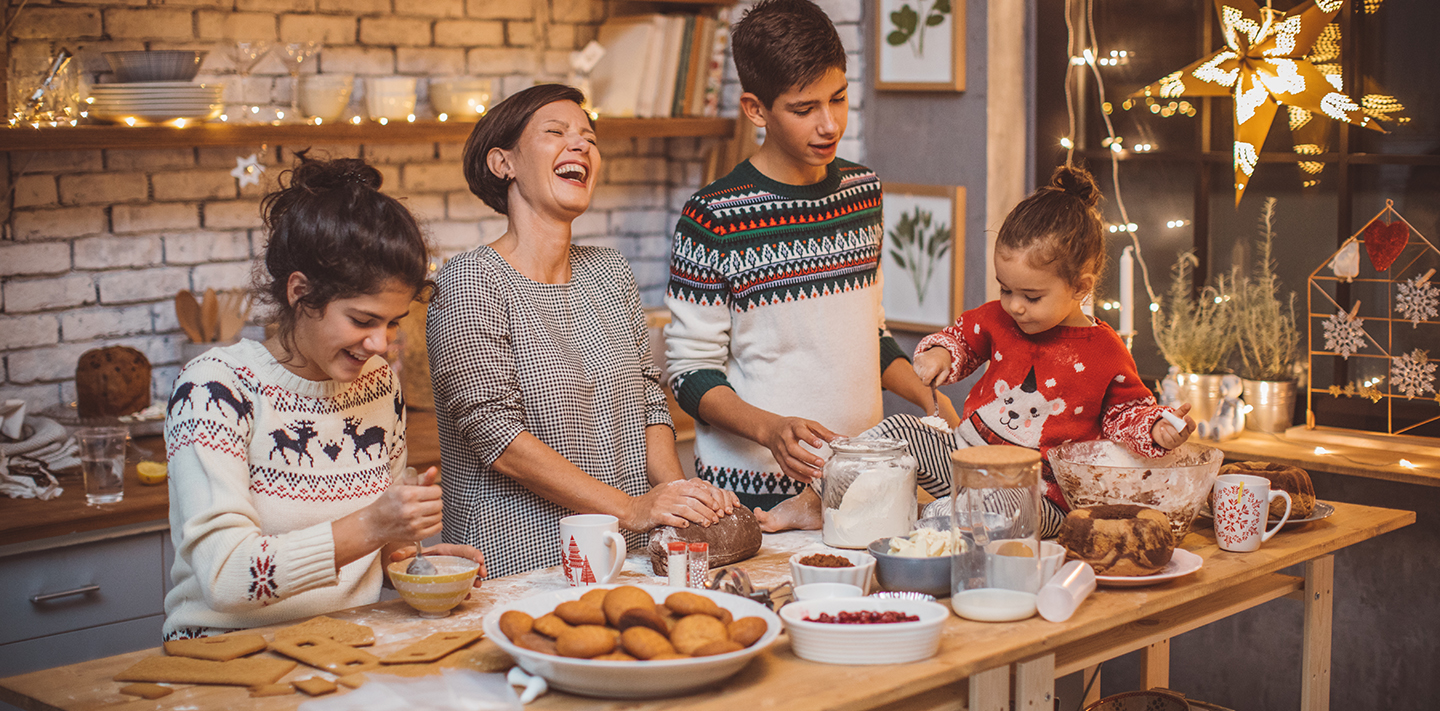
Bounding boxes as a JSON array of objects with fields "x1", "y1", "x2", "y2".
[{"x1": 664, "y1": 0, "x2": 955, "y2": 530}]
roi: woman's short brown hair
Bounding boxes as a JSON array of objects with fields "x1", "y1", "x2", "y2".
[
  {"x1": 731, "y1": 0, "x2": 847, "y2": 108},
  {"x1": 462, "y1": 84, "x2": 592, "y2": 215}
]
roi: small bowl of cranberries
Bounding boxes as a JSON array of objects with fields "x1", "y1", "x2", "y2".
[{"x1": 779, "y1": 596, "x2": 949, "y2": 665}]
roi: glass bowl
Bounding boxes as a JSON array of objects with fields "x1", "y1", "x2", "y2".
[{"x1": 1050, "y1": 440, "x2": 1222, "y2": 539}]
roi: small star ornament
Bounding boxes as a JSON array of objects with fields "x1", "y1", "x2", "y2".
[{"x1": 231, "y1": 154, "x2": 265, "y2": 188}]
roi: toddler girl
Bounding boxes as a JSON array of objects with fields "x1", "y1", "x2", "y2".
[{"x1": 905, "y1": 165, "x2": 1194, "y2": 536}]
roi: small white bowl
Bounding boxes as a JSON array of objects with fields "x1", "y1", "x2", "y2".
[
  {"x1": 780, "y1": 597, "x2": 949, "y2": 665},
  {"x1": 789, "y1": 550, "x2": 876, "y2": 593},
  {"x1": 793, "y1": 582, "x2": 864, "y2": 601},
  {"x1": 364, "y1": 76, "x2": 417, "y2": 120}
]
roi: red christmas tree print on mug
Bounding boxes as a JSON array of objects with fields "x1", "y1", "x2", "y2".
[{"x1": 563, "y1": 536, "x2": 597, "y2": 584}]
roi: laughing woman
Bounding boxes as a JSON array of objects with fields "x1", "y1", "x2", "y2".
[
  {"x1": 163, "y1": 156, "x2": 483, "y2": 640},
  {"x1": 428, "y1": 84, "x2": 738, "y2": 578}
]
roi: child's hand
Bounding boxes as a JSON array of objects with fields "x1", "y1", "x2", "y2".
[
  {"x1": 761, "y1": 416, "x2": 838, "y2": 484},
  {"x1": 1152, "y1": 403, "x2": 1196, "y2": 449},
  {"x1": 913, "y1": 347, "x2": 951, "y2": 388}
]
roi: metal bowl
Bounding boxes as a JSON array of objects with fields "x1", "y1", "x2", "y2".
[
  {"x1": 866, "y1": 538, "x2": 956, "y2": 598},
  {"x1": 104, "y1": 51, "x2": 207, "y2": 83}
]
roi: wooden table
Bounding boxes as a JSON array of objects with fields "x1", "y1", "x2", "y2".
[{"x1": 0, "y1": 501, "x2": 1412, "y2": 711}]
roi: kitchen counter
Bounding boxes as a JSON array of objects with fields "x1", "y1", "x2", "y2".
[
  {"x1": 1213, "y1": 431, "x2": 1440, "y2": 488},
  {"x1": 0, "y1": 500, "x2": 1414, "y2": 711}
]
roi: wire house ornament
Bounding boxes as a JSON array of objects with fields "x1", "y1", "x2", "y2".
[{"x1": 1306, "y1": 200, "x2": 1440, "y2": 439}]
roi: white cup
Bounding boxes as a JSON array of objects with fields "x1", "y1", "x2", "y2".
[
  {"x1": 1212, "y1": 473, "x2": 1292, "y2": 552},
  {"x1": 299, "y1": 73, "x2": 353, "y2": 121},
  {"x1": 985, "y1": 539, "x2": 1043, "y2": 593},
  {"x1": 1039, "y1": 541, "x2": 1065, "y2": 583},
  {"x1": 558, "y1": 514, "x2": 626, "y2": 586},
  {"x1": 1037, "y1": 560, "x2": 1097, "y2": 622},
  {"x1": 365, "y1": 76, "x2": 417, "y2": 121}
]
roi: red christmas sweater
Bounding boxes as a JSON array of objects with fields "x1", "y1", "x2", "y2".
[{"x1": 917, "y1": 300, "x2": 1174, "y2": 511}]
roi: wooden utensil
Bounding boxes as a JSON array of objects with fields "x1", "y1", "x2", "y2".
[
  {"x1": 201, "y1": 288, "x2": 219, "y2": 342},
  {"x1": 174, "y1": 291, "x2": 205, "y2": 343},
  {"x1": 218, "y1": 290, "x2": 251, "y2": 343}
]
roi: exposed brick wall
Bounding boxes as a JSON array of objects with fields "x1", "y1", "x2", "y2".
[{"x1": 1, "y1": 0, "x2": 866, "y2": 412}]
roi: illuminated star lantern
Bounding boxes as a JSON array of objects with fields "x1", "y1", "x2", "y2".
[
  {"x1": 231, "y1": 154, "x2": 265, "y2": 188},
  {"x1": 1131, "y1": 0, "x2": 1384, "y2": 205}
]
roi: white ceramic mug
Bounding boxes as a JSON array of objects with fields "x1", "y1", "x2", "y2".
[
  {"x1": 558, "y1": 514, "x2": 626, "y2": 586},
  {"x1": 1212, "y1": 474, "x2": 1292, "y2": 552}
]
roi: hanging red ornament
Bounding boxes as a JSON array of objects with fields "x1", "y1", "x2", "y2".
[{"x1": 1362, "y1": 218, "x2": 1409, "y2": 271}]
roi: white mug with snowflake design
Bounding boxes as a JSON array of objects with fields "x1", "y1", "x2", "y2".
[
  {"x1": 1212, "y1": 474, "x2": 1292, "y2": 552},
  {"x1": 558, "y1": 514, "x2": 627, "y2": 586}
]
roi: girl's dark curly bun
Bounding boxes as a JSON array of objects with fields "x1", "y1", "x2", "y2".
[
  {"x1": 1049, "y1": 165, "x2": 1102, "y2": 208},
  {"x1": 995, "y1": 164, "x2": 1107, "y2": 290}
]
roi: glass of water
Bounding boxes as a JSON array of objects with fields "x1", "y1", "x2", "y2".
[{"x1": 76, "y1": 426, "x2": 128, "y2": 505}]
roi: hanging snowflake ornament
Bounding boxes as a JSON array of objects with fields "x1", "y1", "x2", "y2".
[
  {"x1": 1395, "y1": 269, "x2": 1438, "y2": 327},
  {"x1": 1321, "y1": 302, "x2": 1367, "y2": 359},
  {"x1": 1390, "y1": 348, "x2": 1436, "y2": 400}
]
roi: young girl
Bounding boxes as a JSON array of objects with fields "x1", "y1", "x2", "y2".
[
  {"x1": 907, "y1": 165, "x2": 1194, "y2": 536},
  {"x1": 162, "y1": 155, "x2": 484, "y2": 640}
]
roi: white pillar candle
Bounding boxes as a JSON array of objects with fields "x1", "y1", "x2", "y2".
[{"x1": 1119, "y1": 246, "x2": 1135, "y2": 334}]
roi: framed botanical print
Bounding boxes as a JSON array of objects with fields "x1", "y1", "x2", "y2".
[
  {"x1": 881, "y1": 184, "x2": 965, "y2": 332},
  {"x1": 874, "y1": 0, "x2": 966, "y2": 92}
]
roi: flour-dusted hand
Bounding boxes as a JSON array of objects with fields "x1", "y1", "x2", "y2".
[
  {"x1": 1152, "y1": 403, "x2": 1196, "y2": 450},
  {"x1": 913, "y1": 347, "x2": 952, "y2": 388},
  {"x1": 759, "y1": 416, "x2": 838, "y2": 484},
  {"x1": 625, "y1": 478, "x2": 738, "y2": 531}
]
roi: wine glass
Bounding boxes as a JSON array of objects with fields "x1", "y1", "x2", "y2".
[
  {"x1": 278, "y1": 42, "x2": 320, "y2": 123},
  {"x1": 226, "y1": 40, "x2": 271, "y2": 123}
]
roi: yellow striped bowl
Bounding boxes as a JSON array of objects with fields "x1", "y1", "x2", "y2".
[{"x1": 386, "y1": 555, "x2": 480, "y2": 618}]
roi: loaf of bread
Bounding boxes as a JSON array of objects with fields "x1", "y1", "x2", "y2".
[
  {"x1": 649, "y1": 505, "x2": 762, "y2": 575},
  {"x1": 75, "y1": 346, "x2": 151, "y2": 419},
  {"x1": 1219, "y1": 461, "x2": 1315, "y2": 518},
  {"x1": 1058, "y1": 504, "x2": 1175, "y2": 576}
]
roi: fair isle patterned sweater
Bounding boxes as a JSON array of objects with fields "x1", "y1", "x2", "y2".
[
  {"x1": 162, "y1": 339, "x2": 407, "y2": 640},
  {"x1": 665, "y1": 158, "x2": 907, "y2": 498},
  {"x1": 918, "y1": 301, "x2": 1174, "y2": 511}
]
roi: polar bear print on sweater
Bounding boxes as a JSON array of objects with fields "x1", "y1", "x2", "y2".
[{"x1": 959, "y1": 367, "x2": 1066, "y2": 449}]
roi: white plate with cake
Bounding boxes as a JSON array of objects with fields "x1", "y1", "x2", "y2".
[{"x1": 1094, "y1": 548, "x2": 1203, "y2": 588}]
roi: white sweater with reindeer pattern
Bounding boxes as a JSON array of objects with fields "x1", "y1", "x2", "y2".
[{"x1": 161, "y1": 339, "x2": 407, "y2": 640}]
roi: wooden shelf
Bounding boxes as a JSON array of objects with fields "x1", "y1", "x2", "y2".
[{"x1": 0, "y1": 117, "x2": 736, "y2": 152}]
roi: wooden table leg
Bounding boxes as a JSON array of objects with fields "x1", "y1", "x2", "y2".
[
  {"x1": 1082, "y1": 665, "x2": 1103, "y2": 706},
  {"x1": 968, "y1": 666, "x2": 1009, "y2": 711},
  {"x1": 1301, "y1": 554, "x2": 1334, "y2": 711},
  {"x1": 1139, "y1": 638, "x2": 1170, "y2": 690},
  {"x1": 1014, "y1": 654, "x2": 1055, "y2": 710}
]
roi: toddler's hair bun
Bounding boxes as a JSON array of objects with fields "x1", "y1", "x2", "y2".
[
  {"x1": 1049, "y1": 165, "x2": 1101, "y2": 208},
  {"x1": 290, "y1": 153, "x2": 382, "y2": 193}
]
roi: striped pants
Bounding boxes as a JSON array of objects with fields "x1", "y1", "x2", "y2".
[{"x1": 859, "y1": 414, "x2": 1066, "y2": 538}]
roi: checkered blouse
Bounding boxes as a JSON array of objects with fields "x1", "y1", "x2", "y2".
[{"x1": 427, "y1": 245, "x2": 672, "y2": 578}]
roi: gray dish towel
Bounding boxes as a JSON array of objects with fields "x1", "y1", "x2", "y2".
[{"x1": 0, "y1": 416, "x2": 76, "y2": 500}]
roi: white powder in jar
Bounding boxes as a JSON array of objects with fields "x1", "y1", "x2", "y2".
[{"x1": 822, "y1": 459, "x2": 916, "y2": 548}]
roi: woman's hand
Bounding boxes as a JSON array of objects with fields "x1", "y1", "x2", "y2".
[
  {"x1": 1152, "y1": 403, "x2": 1196, "y2": 449},
  {"x1": 913, "y1": 347, "x2": 952, "y2": 388},
  {"x1": 623, "y1": 478, "x2": 739, "y2": 531},
  {"x1": 389, "y1": 543, "x2": 487, "y2": 587},
  {"x1": 367, "y1": 467, "x2": 444, "y2": 543},
  {"x1": 759, "y1": 416, "x2": 838, "y2": 483}
]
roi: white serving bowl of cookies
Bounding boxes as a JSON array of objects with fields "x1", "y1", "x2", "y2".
[
  {"x1": 482, "y1": 584, "x2": 781, "y2": 699},
  {"x1": 779, "y1": 596, "x2": 950, "y2": 665}
]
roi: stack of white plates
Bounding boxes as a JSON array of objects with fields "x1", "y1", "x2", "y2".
[{"x1": 88, "y1": 82, "x2": 224, "y2": 125}]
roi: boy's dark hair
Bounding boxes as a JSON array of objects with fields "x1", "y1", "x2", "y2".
[
  {"x1": 463, "y1": 83, "x2": 592, "y2": 215},
  {"x1": 731, "y1": 0, "x2": 847, "y2": 108},
  {"x1": 996, "y1": 165, "x2": 1107, "y2": 291},
  {"x1": 257, "y1": 153, "x2": 433, "y2": 354}
]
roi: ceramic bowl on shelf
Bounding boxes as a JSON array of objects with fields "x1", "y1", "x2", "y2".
[
  {"x1": 385, "y1": 555, "x2": 479, "y2": 618},
  {"x1": 430, "y1": 76, "x2": 492, "y2": 118},
  {"x1": 788, "y1": 550, "x2": 876, "y2": 593},
  {"x1": 365, "y1": 76, "x2": 417, "y2": 121},
  {"x1": 104, "y1": 51, "x2": 207, "y2": 83},
  {"x1": 779, "y1": 596, "x2": 949, "y2": 665},
  {"x1": 299, "y1": 74, "x2": 354, "y2": 122},
  {"x1": 482, "y1": 584, "x2": 781, "y2": 699},
  {"x1": 1050, "y1": 440, "x2": 1222, "y2": 539}
]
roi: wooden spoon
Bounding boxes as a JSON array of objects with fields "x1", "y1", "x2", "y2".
[
  {"x1": 218, "y1": 290, "x2": 250, "y2": 343},
  {"x1": 174, "y1": 291, "x2": 205, "y2": 343},
  {"x1": 200, "y1": 288, "x2": 219, "y2": 342}
]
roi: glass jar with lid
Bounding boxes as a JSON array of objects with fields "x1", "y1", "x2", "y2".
[
  {"x1": 819, "y1": 437, "x2": 918, "y2": 549},
  {"x1": 949, "y1": 445, "x2": 1043, "y2": 622}
]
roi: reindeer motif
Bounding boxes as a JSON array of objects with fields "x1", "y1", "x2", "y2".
[
  {"x1": 269, "y1": 421, "x2": 318, "y2": 466},
  {"x1": 167, "y1": 381, "x2": 196, "y2": 417},
  {"x1": 343, "y1": 417, "x2": 388, "y2": 461},
  {"x1": 203, "y1": 382, "x2": 254, "y2": 423}
]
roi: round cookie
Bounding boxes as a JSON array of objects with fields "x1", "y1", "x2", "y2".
[{"x1": 1058, "y1": 504, "x2": 1175, "y2": 576}]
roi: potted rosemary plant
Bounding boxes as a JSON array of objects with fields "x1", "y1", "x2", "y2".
[
  {"x1": 1231, "y1": 198, "x2": 1301, "y2": 432},
  {"x1": 1152, "y1": 252, "x2": 1235, "y2": 423}
]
